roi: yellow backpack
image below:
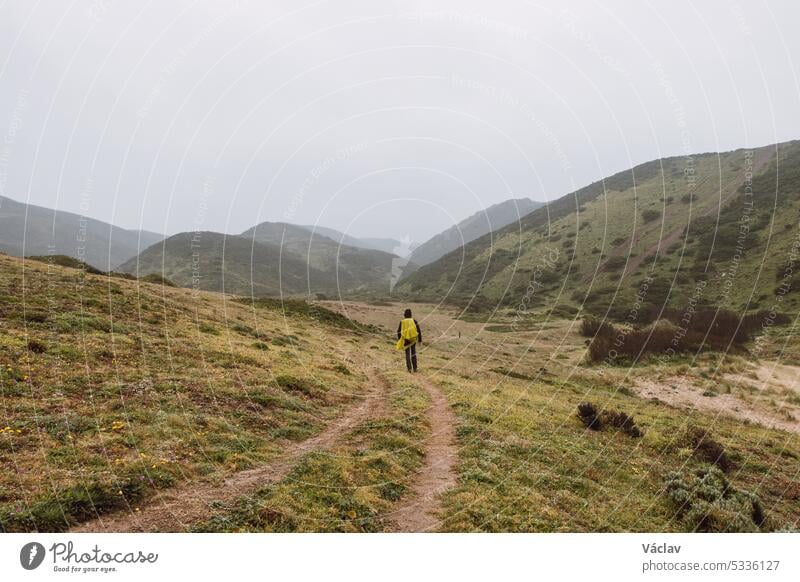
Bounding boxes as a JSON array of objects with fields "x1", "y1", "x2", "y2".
[{"x1": 395, "y1": 318, "x2": 418, "y2": 350}]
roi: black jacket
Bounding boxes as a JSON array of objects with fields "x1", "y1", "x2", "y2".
[{"x1": 397, "y1": 319, "x2": 422, "y2": 344}]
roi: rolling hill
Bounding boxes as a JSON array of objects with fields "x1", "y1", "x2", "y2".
[
  {"x1": 406, "y1": 197, "x2": 543, "y2": 267},
  {"x1": 241, "y1": 221, "x2": 402, "y2": 294},
  {"x1": 398, "y1": 141, "x2": 800, "y2": 318},
  {"x1": 120, "y1": 225, "x2": 404, "y2": 297},
  {"x1": 118, "y1": 231, "x2": 336, "y2": 296},
  {"x1": 0, "y1": 195, "x2": 163, "y2": 270},
  {"x1": 300, "y1": 225, "x2": 409, "y2": 256}
]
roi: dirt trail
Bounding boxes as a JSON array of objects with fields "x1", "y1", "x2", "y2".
[
  {"x1": 390, "y1": 374, "x2": 458, "y2": 532},
  {"x1": 73, "y1": 368, "x2": 388, "y2": 533}
]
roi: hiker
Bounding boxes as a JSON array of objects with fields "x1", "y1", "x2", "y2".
[{"x1": 396, "y1": 308, "x2": 422, "y2": 372}]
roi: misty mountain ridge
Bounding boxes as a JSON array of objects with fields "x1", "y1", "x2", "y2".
[
  {"x1": 407, "y1": 197, "x2": 544, "y2": 267},
  {"x1": 0, "y1": 195, "x2": 163, "y2": 270},
  {"x1": 298, "y1": 225, "x2": 414, "y2": 257}
]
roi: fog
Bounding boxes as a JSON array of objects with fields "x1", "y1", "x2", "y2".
[{"x1": 1, "y1": 0, "x2": 798, "y2": 244}]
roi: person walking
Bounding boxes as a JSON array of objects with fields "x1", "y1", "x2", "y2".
[{"x1": 395, "y1": 308, "x2": 422, "y2": 372}]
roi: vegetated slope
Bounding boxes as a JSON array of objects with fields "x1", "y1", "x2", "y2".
[
  {"x1": 0, "y1": 252, "x2": 383, "y2": 532},
  {"x1": 406, "y1": 197, "x2": 543, "y2": 267},
  {"x1": 300, "y1": 224, "x2": 408, "y2": 256},
  {"x1": 309, "y1": 301, "x2": 800, "y2": 532},
  {"x1": 0, "y1": 195, "x2": 163, "y2": 270},
  {"x1": 241, "y1": 221, "x2": 401, "y2": 293},
  {"x1": 118, "y1": 231, "x2": 334, "y2": 296},
  {"x1": 398, "y1": 141, "x2": 800, "y2": 317}
]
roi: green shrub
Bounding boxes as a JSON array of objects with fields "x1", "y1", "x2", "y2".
[
  {"x1": 641, "y1": 209, "x2": 661, "y2": 223},
  {"x1": 603, "y1": 256, "x2": 627, "y2": 271},
  {"x1": 271, "y1": 334, "x2": 299, "y2": 347},
  {"x1": 665, "y1": 466, "x2": 765, "y2": 532},
  {"x1": 26, "y1": 255, "x2": 104, "y2": 275},
  {"x1": 231, "y1": 323, "x2": 257, "y2": 337},
  {"x1": 54, "y1": 314, "x2": 111, "y2": 334},
  {"x1": 333, "y1": 363, "x2": 351, "y2": 375},
  {"x1": 199, "y1": 322, "x2": 220, "y2": 335}
]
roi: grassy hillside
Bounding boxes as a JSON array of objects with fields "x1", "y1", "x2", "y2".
[
  {"x1": 221, "y1": 301, "x2": 800, "y2": 533},
  {"x1": 241, "y1": 222, "x2": 401, "y2": 293},
  {"x1": 1, "y1": 257, "x2": 797, "y2": 532},
  {"x1": 398, "y1": 142, "x2": 800, "y2": 319},
  {"x1": 407, "y1": 197, "x2": 543, "y2": 267},
  {"x1": 0, "y1": 252, "x2": 411, "y2": 531},
  {"x1": 118, "y1": 232, "x2": 333, "y2": 296},
  {"x1": 0, "y1": 195, "x2": 163, "y2": 271}
]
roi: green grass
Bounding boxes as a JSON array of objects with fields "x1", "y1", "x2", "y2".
[
  {"x1": 192, "y1": 370, "x2": 429, "y2": 532},
  {"x1": 2, "y1": 253, "x2": 798, "y2": 533},
  {"x1": 398, "y1": 141, "x2": 800, "y2": 318},
  {"x1": 242, "y1": 297, "x2": 379, "y2": 333},
  {"x1": 0, "y1": 254, "x2": 371, "y2": 531},
  {"x1": 418, "y1": 334, "x2": 800, "y2": 532}
]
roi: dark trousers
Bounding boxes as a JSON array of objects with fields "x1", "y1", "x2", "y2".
[{"x1": 404, "y1": 342, "x2": 418, "y2": 371}]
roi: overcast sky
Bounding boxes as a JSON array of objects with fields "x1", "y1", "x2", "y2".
[{"x1": 1, "y1": 0, "x2": 798, "y2": 244}]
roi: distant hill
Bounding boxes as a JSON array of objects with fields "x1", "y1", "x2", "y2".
[
  {"x1": 118, "y1": 231, "x2": 333, "y2": 296},
  {"x1": 299, "y1": 225, "x2": 410, "y2": 256},
  {"x1": 241, "y1": 221, "x2": 402, "y2": 293},
  {"x1": 398, "y1": 141, "x2": 800, "y2": 317},
  {"x1": 407, "y1": 198, "x2": 543, "y2": 267},
  {"x1": 0, "y1": 195, "x2": 163, "y2": 270}
]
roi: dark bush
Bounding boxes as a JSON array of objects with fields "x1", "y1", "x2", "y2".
[
  {"x1": 603, "y1": 256, "x2": 627, "y2": 271},
  {"x1": 641, "y1": 209, "x2": 661, "y2": 223},
  {"x1": 577, "y1": 403, "x2": 643, "y2": 437},
  {"x1": 25, "y1": 310, "x2": 49, "y2": 324},
  {"x1": 586, "y1": 308, "x2": 769, "y2": 364},
  {"x1": 682, "y1": 427, "x2": 732, "y2": 472},
  {"x1": 602, "y1": 410, "x2": 643, "y2": 438},
  {"x1": 579, "y1": 317, "x2": 616, "y2": 338},
  {"x1": 26, "y1": 339, "x2": 47, "y2": 354},
  {"x1": 577, "y1": 402, "x2": 602, "y2": 430},
  {"x1": 587, "y1": 335, "x2": 613, "y2": 363}
]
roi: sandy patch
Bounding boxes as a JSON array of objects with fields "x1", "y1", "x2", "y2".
[{"x1": 635, "y1": 370, "x2": 799, "y2": 435}]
